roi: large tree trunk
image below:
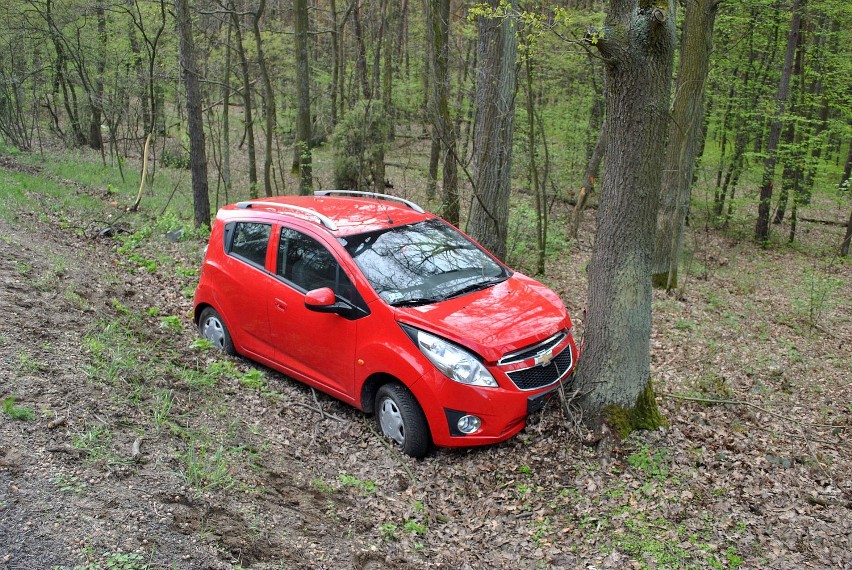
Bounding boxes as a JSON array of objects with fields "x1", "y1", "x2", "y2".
[
  {"x1": 293, "y1": 0, "x2": 313, "y2": 194},
  {"x1": 651, "y1": 0, "x2": 721, "y2": 290},
  {"x1": 755, "y1": 0, "x2": 801, "y2": 242},
  {"x1": 575, "y1": 0, "x2": 676, "y2": 428},
  {"x1": 175, "y1": 0, "x2": 210, "y2": 227},
  {"x1": 468, "y1": 0, "x2": 518, "y2": 261}
]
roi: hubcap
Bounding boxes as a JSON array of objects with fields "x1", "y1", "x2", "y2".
[
  {"x1": 202, "y1": 316, "x2": 225, "y2": 349},
  {"x1": 378, "y1": 398, "x2": 405, "y2": 446}
]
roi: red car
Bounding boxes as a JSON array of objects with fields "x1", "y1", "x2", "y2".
[{"x1": 193, "y1": 191, "x2": 578, "y2": 457}]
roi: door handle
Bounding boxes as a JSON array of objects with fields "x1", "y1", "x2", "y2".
[{"x1": 274, "y1": 298, "x2": 288, "y2": 311}]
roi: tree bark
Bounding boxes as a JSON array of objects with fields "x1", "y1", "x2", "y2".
[
  {"x1": 651, "y1": 0, "x2": 721, "y2": 290},
  {"x1": 251, "y1": 0, "x2": 276, "y2": 197},
  {"x1": 426, "y1": 0, "x2": 459, "y2": 226},
  {"x1": 293, "y1": 0, "x2": 313, "y2": 194},
  {"x1": 228, "y1": 3, "x2": 258, "y2": 197},
  {"x1": 841, "y1": 208, "x2": 852, "y2": 257},
  {"x1": 468, "y1": 0, "x2": 518, "y2": 261},
  {"x1": 755, "y1": 0, "x2": 801, "y2": 242},
  {"x1": 575, "y1": 0, "x2": 676, "y2": 426},
  {"x1": 175, "y1": 0, "x2": 210, "y2": 227},
  {"x1": 569, "y1": 120, "x2": 607, "y2": 240},
  {"x1": 221, "y1": 14, "x2": 232, "y2": 205}
]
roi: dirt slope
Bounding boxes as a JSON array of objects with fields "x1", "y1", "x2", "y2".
[{"x1": 1, "y1": 165, "x2": 850, "y2": 569}]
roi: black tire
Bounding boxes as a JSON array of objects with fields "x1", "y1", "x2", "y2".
[
  {"x1": 375, "y1": 383, "x2": 430, "y2": 458},
  {"x1": 198, "y1": 307, "x2": 237, "y2": 356}
]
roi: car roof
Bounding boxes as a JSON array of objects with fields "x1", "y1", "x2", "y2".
[{"x1": 218, "y1": 194, "x2": 435, "y2": 236}]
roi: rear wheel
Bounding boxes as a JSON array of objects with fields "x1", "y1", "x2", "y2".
[
  {"x1": 375, "y1": 384, "x2": 430, "y2": 458},
  {"x1": 198, "y1": 307, "x2": 236, "y2": 355}
]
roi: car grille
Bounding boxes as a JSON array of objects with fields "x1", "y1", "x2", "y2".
[
  {"x1": 499, "y1": 331, "x2": 566, "y2": 365},
  {"x1": 506, "y1": 346, "x2": 573, "y2": 391}
]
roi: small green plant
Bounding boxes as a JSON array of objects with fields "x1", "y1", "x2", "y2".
[
  {"x1": 674, "y1": 318, "x2": 696, "y2": 332},
  {"x1": 72, "y1": 425, "x2": 114, "y2": 464},
  {"x1": 180, "y1": 442, "x2": 235, "y2": 494},
  {"x1": 518, "y1": 464, "x2": 532, "y2": 475},
  {"x1": 339, "y1": 473, "x2": 377, "y2": 495},
  {"x1": 403, "y1": 519, "x2": 427, "y2": 536},
  {"x1": 2, "y1": 396, "x2": 35, "y2": 421},
  {"x1": 159, "y1": 316, "x2": 182, "y2": 332},
  {"x1": 190, "y1": 338, "x2": 214, "y2": 350},
  {"x1": 311, "y1": 478, "x2": 334, "y2": 493},
  {"x1": 53, "y1": 474, "x2": 88, "y2": 495},
  {"x1": 152, "y1": 388, "x2": 174, "y2": 426},
  {"x1": 17, "y1": 351, "x2": 45, "y2": 373},
  {"x1": 626, "y1": 445, "x2": 671, "y2": 481},
  {"x1": 239, "y1": 369, "x2": 266, "y2": 391},
  {"x1": 379, "y1": 522, "x2": 398, "y2": 541}
]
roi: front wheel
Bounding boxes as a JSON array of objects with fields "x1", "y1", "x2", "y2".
[
  {"x1": 198, "y1": 307, "x2": 236, "y2": 356},
  {"x1": 375, "y1": 384, "x2": 430, "y2": 458}
]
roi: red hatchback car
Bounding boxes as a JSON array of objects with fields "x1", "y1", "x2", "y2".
[{"x1": 193, "y1": 191, "x2": 578, "y2": 457}]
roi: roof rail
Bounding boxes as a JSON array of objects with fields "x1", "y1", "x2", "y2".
[
  {"x1": 236, "y1": 201, "x2": 338, "y2": 231},
  {"x1": 314, "y1": 190, "x2": 425, "y2": 213}
]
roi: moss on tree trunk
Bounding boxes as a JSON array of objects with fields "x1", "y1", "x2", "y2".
[{"x1": 603, "y1": 380, "x2": 669, "y2": 439}]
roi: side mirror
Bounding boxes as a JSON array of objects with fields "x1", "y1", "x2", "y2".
[{"x1": 304, "y1": 287, "x2": 342, "y2": 314}]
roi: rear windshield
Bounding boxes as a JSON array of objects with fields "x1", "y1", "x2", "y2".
[{"x1": 340, "y1": 219, "x2": 509, "y2": 306}]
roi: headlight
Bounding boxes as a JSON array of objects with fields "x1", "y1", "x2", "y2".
[{"x1": 414, "y1": 329, "x2": 498, "y2": 387}]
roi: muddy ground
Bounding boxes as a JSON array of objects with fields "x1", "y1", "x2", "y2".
[{"x1": 0, "y1": 160, "x2": 850, "y2": 569}]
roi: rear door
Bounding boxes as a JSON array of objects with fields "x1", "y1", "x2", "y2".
[
  {"x1": 267, "y1": 226, "x2": 364, "y2": 400},
  {"x1": 215, "y1": 221, "x2": 276, "y2": 358}
]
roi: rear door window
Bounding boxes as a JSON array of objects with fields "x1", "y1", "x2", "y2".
[{"x1": 226, "y1": 222, "x2": 271, "y2": 267}]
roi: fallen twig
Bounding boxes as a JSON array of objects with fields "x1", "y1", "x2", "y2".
[
  {"x1": 661, "y1": 392, "x2": 848, "y2": 429},
  {"x1": 290, "y1": 401, "x2": 345, "y2": 422}
]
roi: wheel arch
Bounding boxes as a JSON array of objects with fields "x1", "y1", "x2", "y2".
[{"x1": 360, "y1": 372, "x2": 400, "y2": 414}]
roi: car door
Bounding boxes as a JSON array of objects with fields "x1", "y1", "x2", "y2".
[
  {"x1": 217, "y1": 220, "x2": 276, "y2": 359},
  {"x1": 267, "y1": 225, "x2": 362, "y2": 400}
]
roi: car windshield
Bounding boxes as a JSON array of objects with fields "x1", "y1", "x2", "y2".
[{"x1": 341, "y1": 219, "x2": 509, "y2": 306}]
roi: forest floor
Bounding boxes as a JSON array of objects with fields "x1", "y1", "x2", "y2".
[{"x1": 0, "y1": 152, "x2": 850, "y2": 569}]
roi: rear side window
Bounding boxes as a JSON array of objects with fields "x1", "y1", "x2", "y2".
[{"x1": 227, "y1": 222, "x2": 271, "y2": 267}]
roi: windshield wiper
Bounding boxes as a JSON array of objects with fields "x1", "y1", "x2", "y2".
[
  {"x1": 390, "y1": 296, "x2": 444, "y2": 307},
  {"x1": 445, "y1": 277, "x2": 506, "y2": 300}
]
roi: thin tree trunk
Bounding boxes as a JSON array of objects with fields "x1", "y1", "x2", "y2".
[
  {"x1": 293, "y1": 0, "x2": 313, "y2": 194},
  {"x1": 569, "y1": 120, "x2": 607, "y2": 240},
  {"x1": 175, "y1": 0, "x2": 210, "y2": 227},
  {"x1": 651, "y1": 0, "x2": 721, "y2": 290},
  {"x1": 427, "y1": 0, "x2": 458, "y2": 225},
  {"x1": 251, "y1": 0, "x2": 276, "y2": 196},
  {"x1": 231, "y1": 2, "x2": 257, "y2": 197},
  {"x1": 755, "y1": 0, "x2": 802, "y2": 242},
  {"x1": 841, "y1": 208, "x2": 852, "y2": 257},
  {"x1": 221, "y1": 15, "x2": 232, "y2": 205},
  {"x1": 352, "y1": 1, "x2": 370, "y2": 99}
]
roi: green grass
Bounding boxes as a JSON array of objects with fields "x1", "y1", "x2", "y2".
[
  {"x1": 180, "y1": 442, "x2": 236, "y2": 494},
  {"x1": 1, "y1": 396, "x2": 35, "y2": 421}
]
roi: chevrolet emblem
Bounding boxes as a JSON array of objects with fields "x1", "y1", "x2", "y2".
[{"x1": 534, "y1": 348, "x2": 554, "y2": 367}]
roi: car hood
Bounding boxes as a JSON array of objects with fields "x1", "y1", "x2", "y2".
[{"x1": 394, "y1": 273, "x2": 571, "y2": 363}]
